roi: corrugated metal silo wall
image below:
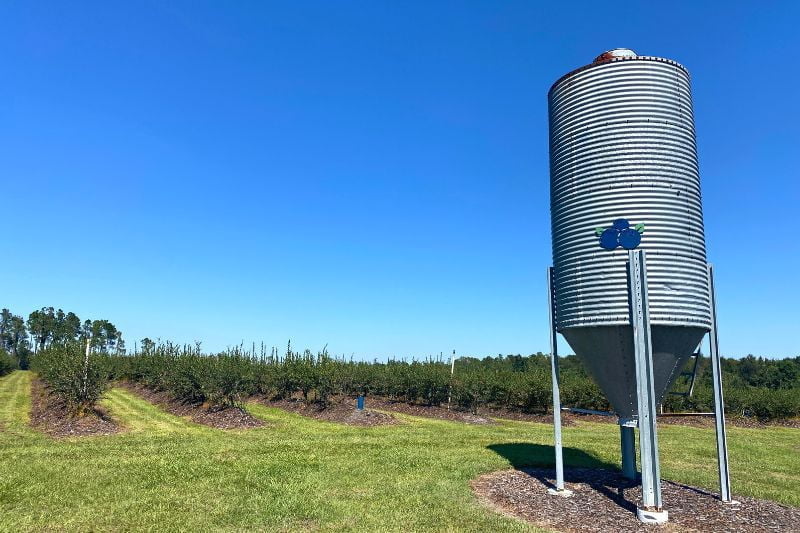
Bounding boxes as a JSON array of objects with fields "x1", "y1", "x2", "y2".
[{"x1": 549, "y1": 57, "x2": 712, "y2": 331}]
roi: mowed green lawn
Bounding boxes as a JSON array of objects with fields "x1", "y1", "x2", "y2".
[{"x1": 0, "y1": 371, "x2": 798, "y2": 532}]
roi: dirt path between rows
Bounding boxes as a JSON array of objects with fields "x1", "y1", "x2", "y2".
[
  {"x1": 117, "y1": 382, "x2": 265, "y2": 430},
  {"x1": 258, "y1": 396, "x2": 397, "y2": 427}
]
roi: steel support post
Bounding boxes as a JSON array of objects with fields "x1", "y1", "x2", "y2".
[
  {"x1": 707, "y1": 264, "x2": 733, "y2": 503},
  {"x1": 620, "y1": 423, "x2": 636, "y2": 480},
  {"x1": 628, "y1": 250, "x2": 665, "y2": 521},
  {"x1": 546, "y1": 267, "x2": 570, "y2": 496}
]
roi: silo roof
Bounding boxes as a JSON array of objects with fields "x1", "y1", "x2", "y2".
[{"x1": 549, "y1": 50, "x2": 690, "y2": 98}]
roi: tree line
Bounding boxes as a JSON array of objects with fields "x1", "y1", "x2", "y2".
[{"x1": 0, "y1": 307, "x2": 123, "y2": 371}]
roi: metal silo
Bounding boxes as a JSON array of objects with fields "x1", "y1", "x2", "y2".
[
  {"x1": 549, "y1": 48, "x2": 710, "y2": 419},
  {"x1": 543, "y1": 49, "x2": 734, "y2": 522}
]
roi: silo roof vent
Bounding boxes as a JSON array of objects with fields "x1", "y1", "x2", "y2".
[{"x1": 593, "y1": 48, "x2": 637, "y2": 63}]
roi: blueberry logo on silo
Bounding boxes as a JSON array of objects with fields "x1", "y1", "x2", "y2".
[{"x1": 595, "y1": 219, "x2": 645, "y2": 250}]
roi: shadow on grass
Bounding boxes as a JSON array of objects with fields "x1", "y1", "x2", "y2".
[
  {"x1": 488, "y1": 443, "x2": 640, "y2": 514},
  {"x1": 488, "y1": 442, "x2": 615, "y2": 471}
]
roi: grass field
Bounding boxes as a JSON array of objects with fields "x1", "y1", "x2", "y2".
[{"x1": 1, "y1": 371, "x2": 798, "y2": 532}]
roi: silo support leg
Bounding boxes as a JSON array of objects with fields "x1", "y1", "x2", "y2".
[
  {"x1": 547, "y1": 267, "x2": 572, "y2": 497},
  {"x1": 707, "y1": 264, "x2": 735, "y2": 504},
  {"x1": 620, "y1": 424, "x2": 636, "y2": 480},
  {"x1": 628, "y1": 251, "x2": 667, "y2": 524}
]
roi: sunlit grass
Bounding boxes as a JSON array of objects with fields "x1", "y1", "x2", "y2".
[{"x1": 0, "y1": 371, "x2": 797, "y2": 531}]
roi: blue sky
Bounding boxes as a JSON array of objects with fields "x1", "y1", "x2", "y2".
[{"x1": 1, "y1": 1, "x2": 798, "y2": 358}]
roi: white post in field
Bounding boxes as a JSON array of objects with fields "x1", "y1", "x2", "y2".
[{"x1": 447, "y1": 350, "x2": 455, "y2": 410}]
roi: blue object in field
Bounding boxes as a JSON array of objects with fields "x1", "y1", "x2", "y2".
[{"x1": 357, "y1": 396, "x2": 365, "y2": 410}]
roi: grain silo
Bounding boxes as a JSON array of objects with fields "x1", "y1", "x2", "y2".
[{"x1": 544, "y1": 49, "x2": 734, "y2": 524}]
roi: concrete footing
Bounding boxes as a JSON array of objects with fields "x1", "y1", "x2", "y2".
[{"x1": 637, "y1": 508, "x2": 668, "y2": 525}]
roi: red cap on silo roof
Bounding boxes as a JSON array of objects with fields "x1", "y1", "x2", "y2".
[{"x1": 593, "y1": 48, "x2": 637, "y2": 63}]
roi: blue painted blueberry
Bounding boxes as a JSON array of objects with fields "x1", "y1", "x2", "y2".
[
  {"x1": 600, "y1": 228, "x2": 620, "y2": 250},
  {"x1": 619, "y1": 228, "x2": 642, "y2": 249},
  {"x1": 612, "y1": 218, "x2": 630, "y2": 231}
]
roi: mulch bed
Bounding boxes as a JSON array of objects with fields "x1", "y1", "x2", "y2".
[
  {"x1": 551, "y1": 413, "x2": 800, "y2": 430},
  {"x1": 118, "y1": 382, "x2": 265, "y2": 430},
  {"x1": 261, "y1": 396, "x2": 397, "y2": 427},
  {"x1": 367, "y1": 398, "x2": 498, "y2": 425},
  {"x1": 362, "y1": 397, "x2": 799, "y2": 429},
  {"x1": 658, "y1": 415, "x2": 800, "y2": 430},
  {"x1": 472, "y1": 467, "x2": 800, "y2": 532},
  {"x1": 29, "y1": 378, "x2": 120, "y2": 438}
]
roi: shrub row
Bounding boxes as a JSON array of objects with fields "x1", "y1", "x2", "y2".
[
  {"x1": 29, "y1": 341, "x2": 796, "y2": 421},
  {"x1": 110, "y1": 344, "x2": 614, "y2": 414},
  {"x1": 663, "y1": 384, "x2": 800, "y2": 420},
  {"x1": 32, "y1": 344, "x2": 112, "y2": 413},
  {"x1": 0, "y1": 349, "x2": 18, "y2": 377},
  {"x1": 112, "y1": 343, "x2": 800, "y2": 420},
  {"x1": 114, "y1": 343, "x2": 258, "y2": 408}
]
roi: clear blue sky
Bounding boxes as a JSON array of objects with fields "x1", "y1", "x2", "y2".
[{"x1": 2, "y1": 1, "x2": 798, "y2": 358}]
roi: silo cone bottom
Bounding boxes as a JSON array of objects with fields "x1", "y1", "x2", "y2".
[
  {"x1": 561, "y1": 325, "x2": 707, "y2": 419},
  {"x1": 637, "y1": 508, "x2": 668, "y2": 525},
  {"x1": 546, "y1": 487, "x2": 574, "y2": 497}
]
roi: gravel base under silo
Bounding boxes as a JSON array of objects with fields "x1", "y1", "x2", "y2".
[{"x1": 472, "y1": 467, "x2": 800, "y2": 532}]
